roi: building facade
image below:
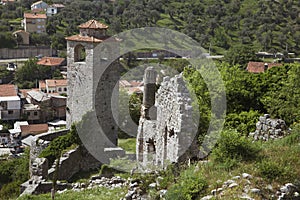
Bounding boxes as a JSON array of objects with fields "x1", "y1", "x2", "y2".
[
  {"x1": 22, "y1": 13, "x2": 47, "y2": 34},
  {"x1": 0, "y1": 84, "x2": 21, "y2": 120}
]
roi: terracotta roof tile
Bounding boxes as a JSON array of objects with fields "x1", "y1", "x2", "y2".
[
  {"x1": 46, "y1": 79, "x2": 67, "y2": 87},
  {"x1": 37, "y1": 57, "x2": 65, "y2": 66},
  {"x1": 78, "y1": 20, "x2": 108, "y2": 29},
  {"x1": 24, "y1": 13, "x2": 47, "y2": 19},
  {"x1": 65, "y1": 35, "x2": 104, "y2": 43},
  {"x1": 246, "y1": 62, "x2": 282, "y2": 73},
  {"x1": 0, "y1": 84, "x2": 18, "y2": 97},
  {"x1": 20, "y1": 124, "x2": 48, "y2": 136}
]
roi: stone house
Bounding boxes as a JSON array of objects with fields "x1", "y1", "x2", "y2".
[
  {"x1": 22, "y1": 13, "x2": 47, "y2": 34},
  {"x1": 0, "y1": 84, "x2": 21, "y2": 120}
]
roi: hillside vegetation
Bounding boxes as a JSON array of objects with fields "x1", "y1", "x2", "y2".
[{"x1": 1, "y1": 0, "x2": 300, "y2": 56}]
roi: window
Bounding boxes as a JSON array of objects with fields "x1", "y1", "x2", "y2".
[
  {"x1": 27, "y1": 112, "x2": 30, "y2": 116},
  {"x1": 8, "y1": 110, "x2": 13, "y2": 115},
  {"x1": 34, "y1": 111, "x2": 38, "y2": 116},
  {"x1": 64, "y1": 88, "x2": 67, "y2": 92},
  {"x1": 58, "y1": 88, "x2": 62, "y2": 92},
  {"x1": 74, "y1": 44, "x2": 86, "y2": 62}
]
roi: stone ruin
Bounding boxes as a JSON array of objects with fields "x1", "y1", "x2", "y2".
[
  {"x1": 249, "y1": 114, "x2": 289, "y2": 141},
  {"x1": 137, "y1": 67, "x2": 199, "y2": 169}
]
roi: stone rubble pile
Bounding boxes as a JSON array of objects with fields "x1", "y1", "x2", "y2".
[
  {"x1": 200, "y1": 172, "x2": 300, "y2": 200},
  {"x1": 249, "y1": 114, "x2": 289, "y2": 141}
]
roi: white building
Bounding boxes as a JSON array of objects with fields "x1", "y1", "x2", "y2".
[
  {"x1": 31, "y1": 0, "x2": 48, "y2": 10},
  {"x1": 0, "y1": 84, "x2": 21, "y2": 120}
]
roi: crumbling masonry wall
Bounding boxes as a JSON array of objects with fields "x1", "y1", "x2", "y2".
[{"x1": 137, "y1": 67, "x2": 198, "y2": 168}]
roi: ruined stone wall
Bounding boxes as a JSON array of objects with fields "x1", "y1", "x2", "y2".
[
  {"x1": 48, "y1": 146, "x2": 101, "y2": 181},
  {"x1": 249, "y1": 114, "x2": 288, "y2": 141},
  {"x1": 137, "y1": 69, "x2": 198, "y2": 169}
]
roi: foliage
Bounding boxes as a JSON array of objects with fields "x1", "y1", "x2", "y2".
[
  {"x1": 257, "y1": 160, "x2": 287, "y2": 181},
  {"x1": 0, "y1": 32, "x2": 16, "y2": 48},
  {"x1": 166, "y1": 165, "x2": 208, "y2": 200},
  {"x1": 18, "y1": 186, "x2": 127, "y2": 200},
  {"x1": 224, "y1": 44, "x2": 260, "y2": 68},
  {"x1": 39, "y1": 124, "x2": 80, "y2": 166},
  {"x1": 211, "y1": 130, "x2": 261, "y2": 165},
  {"x1": 0, "y1": 149, "x2": 29, "y2": 200},
  {"x1": 225, "y1": 110, "x2": 262, "y2": 136},
  {"x1": 15, "y1": 59, "x2": 52, "y2": 89}
]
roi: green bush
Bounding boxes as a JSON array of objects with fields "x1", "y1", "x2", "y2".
[
  {"x1": 225, "y1": 110, "x2": 262, "y2": 136},
  {"x1": 258, "y1": 160, "x2": 286, "y2": 181},
  {"x1": 39, "y1": 124, "x2": 80, "y2": 167},
  {"x1": 212, "y1": 130, "x2": 261, "y2": 164},
  {"x1": 166, "y1": 166, "x2": 207, "y2": 200}
]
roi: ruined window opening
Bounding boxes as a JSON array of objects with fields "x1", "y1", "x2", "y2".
[
  {"x1": 169, "y1": 128, "x2": 175, "y2": 137},
  {"x1": 146, "y1": 138, "x2": 156, "y2": 154},
  {"x1": 74, "y1": 44, "x2": 86, "y2": 62}
]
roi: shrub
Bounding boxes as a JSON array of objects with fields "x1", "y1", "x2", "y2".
[
  {"x1": 225, "y1": 110, "x2": 262, "y2": 136},
  {"x1": 211, "y1": 129, "x2": 261, "y2": 164},
  {"x1": 166, "y1": 166, "x2": 208, "y2": 200},
  {"x1": 258, "y1": 160, "x2": 286, "y2": 181}
]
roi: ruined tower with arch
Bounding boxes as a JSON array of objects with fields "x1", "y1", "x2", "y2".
[{"x1": 66, "y1": 20, "x2": 119, "y2": 146}]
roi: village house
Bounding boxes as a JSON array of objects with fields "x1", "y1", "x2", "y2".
[
  {"x1": 31, "y1": 1, "x2": 48, "y2": 10},
  {"x1": 39, "y1": 79, "x2": 67, "y2": 94},
  {"x1": 24, "y1": 89, "x2": 66, "y2": 122},
  {"x1": 12, "y1": 30, "x2": 30, "y2": 45},
  {"x1": 22, "y1": 13, "x2": 47, "y2": 34},
  {"x1": 37, "y1": 57, "x2": 66, "y2": 71},
  {"x1": 246, "y1": 61, "x2": 282, "y2": 73},
  {"x1": 20, "y1": 123, "x2": 49, "y2": 138},
  {"x1": 0, "y1": 84, "x2": 21, "y2": 120},
  {"x1": 46, "y1": 4, "x2": 65, "y2": 16}
]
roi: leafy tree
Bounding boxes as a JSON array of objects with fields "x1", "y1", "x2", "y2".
[
  {"x1": 15, "y1": 59, "x2": 52, "y2": 88},
  {"x1": 223, "y1": 44, "x2": 260, "y2": 68}
]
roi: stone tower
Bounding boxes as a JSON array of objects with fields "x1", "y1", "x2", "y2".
[{"x1": 66, "y1": 20, "x2": 119, "y2": 146}]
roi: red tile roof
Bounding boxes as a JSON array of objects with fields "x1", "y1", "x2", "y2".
[
  {"x1": 78, "y1": 20, "x2": 108, "y2": 29},
  {"x1": 37, "y1": 57, "x2": 65, "y2": 66},
  {"x1": 20, "y1": 124, "x2": 48, "y2": 136},
  {"x1": 65, "y1": 35, "x2": 104, "y2": 43},
  {"x1": 0, "y1": 84, "x2": 18, "y2": 97},
  {"x1": 24, "y1": 13, "x2": 47, "y2": 19},
  {"x1": 246, "y1": 62, "x2": 282, "y2": 73},
  {"x1": 46, "y1": 79, "x2": 67, "y2": 87}
]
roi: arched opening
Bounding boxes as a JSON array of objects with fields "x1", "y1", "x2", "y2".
[{"x1": 74, "y1": 44, "x2": 86, "y2": 62}]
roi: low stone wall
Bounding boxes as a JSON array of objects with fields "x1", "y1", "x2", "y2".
[
  {"x1": 249, "y1": 114, "x2": 289, "y2": 141},
  {"x1": 48, "y1": 146, "x2": 102, "y2": 181}
]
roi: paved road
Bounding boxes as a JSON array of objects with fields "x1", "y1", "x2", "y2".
[{"x1": 0, "y1": 58, "x2": 29, "y2": 64}]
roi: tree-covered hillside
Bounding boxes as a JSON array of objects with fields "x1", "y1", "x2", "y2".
[{"x1": 1, "y1": 0, "x2": 300, "y2": 55}]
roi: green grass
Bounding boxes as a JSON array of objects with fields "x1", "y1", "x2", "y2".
[
  {"x1": 18, "y1": 187, "x2": 127, "y2": 200},
  {"x1": 118, "y1": 138, "x2": 136, "y2": 154}
]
